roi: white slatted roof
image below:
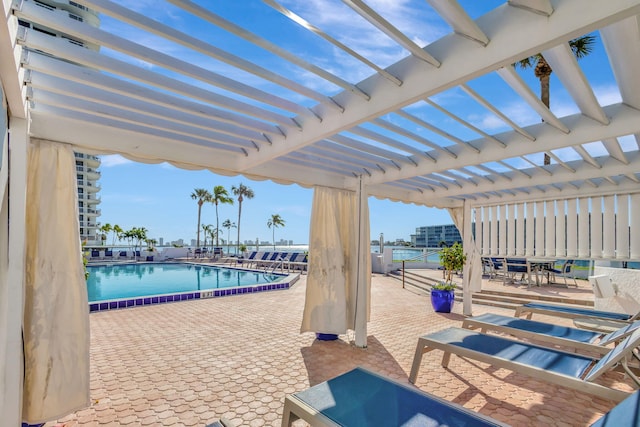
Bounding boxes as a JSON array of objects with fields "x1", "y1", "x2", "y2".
[{"x1": 3, "y1": 0, "x2": 640, "y2": 208}]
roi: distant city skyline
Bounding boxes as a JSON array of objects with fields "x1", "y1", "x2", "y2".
[{"x1": 96, "y1": 154, "x2": 453, "y2": 245}]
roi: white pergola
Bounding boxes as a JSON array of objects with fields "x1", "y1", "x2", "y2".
[{"x1": 2, "y1": 0, "x2": 640, "y2": 424}]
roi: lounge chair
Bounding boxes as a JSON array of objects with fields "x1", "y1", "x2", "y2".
[
  {"x1": 281, "y1": 366, "x2": 508, "y2": 427},
  {"x1": 462, "y1": 313, "x2": 640, "y2": 355},
  {"x1": 514, "y1": 302, "x2": 638, "y2": 322},
  {"x1": 288, "y1": 252, "x2": 308, "y2": 272},
  {"x1": 409, "y1": 326, "x2": 640, "y2": 402},
  {"x1": 282, "y1": 366, "x2": 640, "y2": 427},
  {"x1": 545, "y1": 259, "x2": 578, "y2": 287}
]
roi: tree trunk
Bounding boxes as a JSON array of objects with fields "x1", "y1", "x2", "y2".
[
  {"x1": 237, "y1": 197, "x2": 243, "y2": 251},
  {"x1": 536, "y1": 58, "x2": 552, "y2": 165},
  {"x1": 196, "y1": 202, "x2": 202, "y2": 248},
  {"x1": 215, "y1": 202, "x2": 220, "y2": 247}
]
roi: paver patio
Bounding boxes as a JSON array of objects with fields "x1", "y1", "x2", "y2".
[{"x1": 50, "y1": 273, "x2": 633, "y2": 426}]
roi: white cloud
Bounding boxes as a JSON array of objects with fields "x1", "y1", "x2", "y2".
[
  {"x1": 593, "y1": 84, "x2": 622, "y2": 106},
  {"x1": 99, "y1": 155, "x2": 133, "y2": 167}
]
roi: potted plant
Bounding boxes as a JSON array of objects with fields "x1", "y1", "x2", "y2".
[
  {"x1": 432, "y1": 243, "x2": 466, "y2": 313},
  {"x1": 430, "y1": 282, "x2": 457, "y2": 313}
]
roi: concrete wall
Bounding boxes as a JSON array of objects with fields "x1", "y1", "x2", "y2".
[{"x1": 592, "y1": 266, "x2": 640, "y2": 315}]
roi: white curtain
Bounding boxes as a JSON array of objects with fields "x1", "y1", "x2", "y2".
[
  {"x1": 447, "y1": 204, "x2": 481, "y2": 316},
  {"x1": 301, "y1": 185, "x2": 371, "y2": 346},
  {"x1": 22, "y1": 141, "x2": 90, "y2": 423}
]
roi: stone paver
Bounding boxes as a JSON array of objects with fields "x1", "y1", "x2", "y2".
[{"x1": 45, "y1": 272, "x2": 629, "y2": 426}]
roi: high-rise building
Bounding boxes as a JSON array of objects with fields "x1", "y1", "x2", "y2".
[
  {"x1": 411, "y1": 224, "x2": 462, "y2": 248},
  {"x1": 75, "y1": 153, "x2": 101, "y2": 243},
  {"x1": 18, "y1": 0, "x2": 102, "y2": 243}
]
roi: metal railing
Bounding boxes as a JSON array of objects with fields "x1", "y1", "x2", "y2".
[{"x1": 400, "y1": 249, "x2": 440, "y2": 289}]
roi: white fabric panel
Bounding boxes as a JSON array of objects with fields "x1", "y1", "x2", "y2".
[
  {"x1": 516, "y1": 203, "x2": 525, "y2": 256},
  {"x1": 566, "y1": 198, "x2": 578, "y2": 258},
  {"x1": 578, "y1": 198, "x2": 590, "y2": 258},
  {"x1": 630, "y1": 193, "x2": 640, "y2": 259},
  {"x1": 507, "y1": 204, "x2": 516, "y2": 256},
  {"x1": 23, "y1": 141, "x2": 90, "y2": 423},
  {"x1": 544, "y1": 201, "x2": 555, "y2": 257},
  {"x1": 353, "y1": 181, "x2": 371, "y2": 347},
  {"x1": 490, "y1": 205, "x2": 498, "y2": 256},
  {"x1": 498, "y1": 205, "x2": 507, "y2": 256},
  {"x1": 301, "y1": 185, "x2": 370, "y2": 340},
  {"x1": 481, "y1": 207, "x2": 489, "y2": 256},
  {"x1": 616, "y1": 194, "x2": 630, "y2": 259},
  {"x1": 525, "y1": 202, "x2": 535, "y2": 256},
  {"x1": 555, "y1": 200, "x2": 566, "y2": 257},
  {"x1": 535, "y1": 201, "x2": 545, "y2": 257},
  {"x1": 591, "y1": 197, "x2": 603, "y2": 259},
  {"x1": 603, "y1": 195, "x2": 616, "y2": 258}
]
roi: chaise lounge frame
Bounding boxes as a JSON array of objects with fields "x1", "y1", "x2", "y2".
[
  {"x1": 462, "y1": 313, "x2": 640, "y2": 356},
  {"x1": 409, "y1": 327, "x2": 640, "y2": 402}
]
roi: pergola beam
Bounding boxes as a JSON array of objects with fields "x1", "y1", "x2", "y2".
[{"x1": 239, "y1": 0, "x2": 640, "y2": 170}]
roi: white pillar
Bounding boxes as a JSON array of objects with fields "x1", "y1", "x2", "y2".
[
  {"x1": 555, "y1": 199, "x2": 566, "y2": 258},
  {"x1": 535, "y1": 201, "x2": 544, "y2": 257},
  {"x1": 498, "y1": 205, "x2": 507, "y2": 256},
  {"x1": 566, "y1": 199, "x2": 578, "y2": 258},
  {"x1": 516, "y1": 203, "x2": 525, "y2": 256},
  {"x1": 590, "y1": 197, "x2": 603, "y2": 259},
  {"x1": 507, "y1": 204, "x2": 516, "y2": 256},
  {"x1": 481, "y1": 207, "x2": 489, "y2": 256},
  {"x1": 2, "y1": 117, "x2": 28, "y2": 426},
  {"x1": 525, "y1": 202, "x2": 535, "y2": 257},
  {"x1": 462, "y1": 201, "x2": 473, "y2": 316},
  {"x1": 544, "y1": 201, "x2": 555, "y2": 257},
  {"x1": 490, "y1": 205, "x2": 498, "y2": 256},
  {"x1": 603, "y1": 195, "x2": 615, "y2": 259},
  {"x1": 578, "y1": 198, "x2": 590, "y2": 259},
  {"x1": 354, "y1": 180, "x2": 369, "y2": 348},
  {"x1": 631, "y1": 193, "x2": 640, "y2": 260},
  {"x1": 616, "y1": 195, "x2": 630, "y2": 259}
]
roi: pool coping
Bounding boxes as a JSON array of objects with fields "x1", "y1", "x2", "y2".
[{"x1": 88, "y1": 262, "x2": 300, "y2": 313}]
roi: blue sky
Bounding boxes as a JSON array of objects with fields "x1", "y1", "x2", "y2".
[
  {"x1": 94, "y1": 1, "x2": 625, "y2": 245},
  {"x1": 97, "y1": 155, "x2": 451, "y2": 244}
]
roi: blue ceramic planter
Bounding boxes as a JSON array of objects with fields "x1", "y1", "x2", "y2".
[
  {"x1": 430, "y1": 289, "x2": 455, "y2": 313},
  {"x1": 316, "y1": 333, "x2": 339, "y2": 341}
]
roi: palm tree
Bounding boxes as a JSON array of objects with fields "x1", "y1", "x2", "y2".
[
  {"x1": 231, "y1": 183, "x2": 254, "y2": 251},
  {"x1": 202, "y1": 224, "x2": 213, "y2": 251},
  {"x1": 98, "y1": 223, "x2": 112, "y2": 246},
  {"x1": 222, "y1": 219, "x2": 236, "y2": 254},
  {"x1": 112, "y1": 224, "x2": 123, "y2": 247},
  {"x1": 191, "y1": 188, "x2": 211, "y2": 249},
  {"x1": 515, "y1": 35, "x2": 595, "y2": 164},
  {"x1": 267, "y1": 214, "x2": 285, "y2": 250},
  {"x1": 211, "y1": 185, "x2": 233, "y2": 248}
]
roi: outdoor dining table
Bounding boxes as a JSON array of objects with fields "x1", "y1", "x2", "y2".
[{"x1": 526, "y1": 258, "x2": 556, "y2": 286}]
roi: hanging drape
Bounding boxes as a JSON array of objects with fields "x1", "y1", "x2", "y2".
[
  {"x1": 22, "y1": 141, "x2": 90, "y2": 423},
  {"x1": 447, "y1": 204, "x2": 481, "y2": 316},
  {"x1": 301, "y1": 184, "x2": 371, "y2": 346}
]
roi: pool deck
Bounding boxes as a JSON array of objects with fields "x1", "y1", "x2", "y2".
[{"x1": 50, "y1": 271, "x2": 634, "y2": 427}]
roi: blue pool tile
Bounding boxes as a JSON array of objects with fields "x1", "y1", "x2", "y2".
[
  {"x1": 135, "y1": 299, "x2": 143, "y2": 306},
  {"x1": 109, "y1": 301, "x2": 118, "y2": 309},
  {"x1": 151, "y1": 296, "x2": 159, "y2": 304},
  {"x1": 214, "y1": 290, "x2": 220, "y2": 297},
  {"x1": 89, "y1": 304, "x2": 99, "y2": 312},
  {"x1": 195, "y1": 293, "x2": 201, "y2": 299},
  {"x1": 159, "y1": 296, "x2": 167, "y2": 303},
  {"x1": 144, "y1": 298, "x2": 151, "y2": 305},
  {"x1": 99, "y1": 303, "x2": 108, "y2": 311},
  {"x1": 118, "y1": 300, "x2": 127, "y2": 308},
  {"x1": 127, "y1": 300, "x2": 135, "y2": 307}
]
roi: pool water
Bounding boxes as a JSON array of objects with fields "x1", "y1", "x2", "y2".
[{"x1": 87, "y1": 263, "x2": 283, "y2": 302}]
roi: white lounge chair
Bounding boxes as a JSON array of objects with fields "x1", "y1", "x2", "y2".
[
  {"x1": 282, "y1": 366, "x2": 508, "y2": 427},
  {"x1": 409, "y1": 326, "x2": 640, "y2": 402},
  {"x1": 515, "y1": 302, "x2": 638, "y2": 322},
  {"x1": 283, "y1": 366, "x2": 640, "y2": 427},
  {"x1": 462, "y1": 313, "x2": 640, "y2": 355}
]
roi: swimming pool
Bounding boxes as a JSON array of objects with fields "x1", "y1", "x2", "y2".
[{"x1": 87, "y1": 263, "x2": 295, "y2": 312}]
